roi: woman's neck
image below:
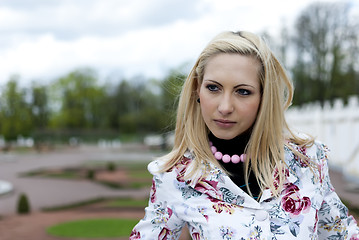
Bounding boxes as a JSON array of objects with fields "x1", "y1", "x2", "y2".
[{"x1": 208, "y1": 130, "x2": 251, "y2": 156}]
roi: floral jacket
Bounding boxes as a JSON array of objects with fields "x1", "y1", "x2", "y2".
[{"x1": 130, "y1": 142, "x2": 359, "y2": 239}]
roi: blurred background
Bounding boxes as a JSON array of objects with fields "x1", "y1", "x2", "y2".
[
  {"x1": 0, "y1": 0, "x2": 359, "y2": 239},
  {"x1": 0, "y1": 0, "x2": 358, "y2": 147}
]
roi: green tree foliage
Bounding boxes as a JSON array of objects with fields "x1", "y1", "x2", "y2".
[
  {"x1": 0, "y1": 76, "x2": 33, "y2": 141},
  {"x1": 103, "y1": 72, "x2": 184, "y2": 136},
  {"x1": 113, "y1": 78, "x2": 169, "y2": 134},
  {"x1": 1, "y1": 1, "x2": 358, "y2": 141},
  {"x1": 106, "y1": 80, "x2": 134, "y2": 130},
  {"x1": 51, "y1": 69, "x2": 107, "y2": 129},
  {"x1": 291, "y1": 1, "x2": 359, "y2": 105},
  {"x1": 30, "y1": 82, "x2": 50, "y2": 129}
]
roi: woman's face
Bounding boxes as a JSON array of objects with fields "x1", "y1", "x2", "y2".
[{"x1": 198, "y1": 53, "x2": 262, "y2": 140}]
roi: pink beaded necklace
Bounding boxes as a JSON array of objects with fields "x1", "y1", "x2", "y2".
[{"x1": 210, "y1": 141, "x2": 246, "y2": 164}]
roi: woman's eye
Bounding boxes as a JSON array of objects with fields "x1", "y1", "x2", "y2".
[
  {"x1": 206, "y1": 84, "x2": 219, "y2": 92},
  {"x1": 237, "y1": 89, "x2": 251, "y2": 95}
]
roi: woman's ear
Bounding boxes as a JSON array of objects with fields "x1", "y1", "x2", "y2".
[{"x1": 196, "y1": 85, "x2": 201, "y2": 103}]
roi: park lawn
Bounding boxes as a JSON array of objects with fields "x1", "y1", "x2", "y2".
[
  {"x1": 21, "y1": 160, "x2": 153, "y2": 189},
  {"x1": 47, "y1": 218, "x2": 138, "y2": 238},
  {"x1": 42, "y1": 197, "x2": 148, "y2": 211},
  {"x1": 21, "y1": 169, "x2": 80, "y2": 179},
  {"x1": 106, "y1": 198, "x2": 148, "y2": 208},
  {"x1": 129, "y1": 169, "x2": 152, "y2": 179}
]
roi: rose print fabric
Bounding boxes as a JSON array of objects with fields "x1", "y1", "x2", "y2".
[{"x1": 130, "y1": 141, "x2": 359, "y2": 239}]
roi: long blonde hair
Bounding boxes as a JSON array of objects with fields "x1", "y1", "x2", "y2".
[{"x1": 158, "y1": 31, "x2": 314, "y2": 197}]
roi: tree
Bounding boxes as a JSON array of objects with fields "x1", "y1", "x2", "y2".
[
  {"x1": 0, "y1": 76, "x2": 33, "y2": 141},
  {"x1": 30, "y1": 82, "x2": 50, "y2": 129},
  {"x1": 51, "y1": 69, "x2": 107, "y2": 129},
  {"x1": 105, "y1": 80, "x2": 136, "y2": 130},
  {"x1": 114, "y1": 78, "x2": 167, "y2": 134},
  {"x1": 292, "y1": 2, "x2": 359, "y2": 105}
]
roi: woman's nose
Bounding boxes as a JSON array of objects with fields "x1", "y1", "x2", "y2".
[{"x1": 218, "y1": 95, "x2": 234, "y2": 115}]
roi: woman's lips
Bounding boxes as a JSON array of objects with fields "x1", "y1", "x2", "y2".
[{"x1": 214, "y1": 119, "x2": 236, "y2": 128}]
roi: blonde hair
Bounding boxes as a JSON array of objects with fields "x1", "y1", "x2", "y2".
[{"x1": 158, "y1": 31, "x2": 314, "y2": 197}]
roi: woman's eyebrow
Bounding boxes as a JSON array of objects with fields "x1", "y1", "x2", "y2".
[
  {"x1": 203, "y1": 79, "x2": 221, "y2": 86},
  {"x1": 204, "y1": 79, "x2": 255, "y2": 89},
  {"x1": 234, "y1": 84, "x2": 256, "y2": 89}
]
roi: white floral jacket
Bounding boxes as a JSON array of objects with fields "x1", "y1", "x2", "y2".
[{"x1": 130, "y1": 142, "x2": 359, "y2": 239}]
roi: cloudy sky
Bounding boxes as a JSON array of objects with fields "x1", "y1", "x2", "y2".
[{"x1": 0, "y1": 0, "x2": 358, "y2": 85}]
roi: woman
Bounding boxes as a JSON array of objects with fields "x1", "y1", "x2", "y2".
[{"x1": 130, "y1": 31, "x2": 359, "y2": 239}]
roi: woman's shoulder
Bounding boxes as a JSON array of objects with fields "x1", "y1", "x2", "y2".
[
  {"x1": 286, "y1": 136, "x2": 330, "y2": 165},
  {"x1": 147, "y1": 150, "x2": 194, "y2": 175},
  {"x1": 307, "y1": 140, "x2": 330, "y2": 160},
  {"x1": 148, "y1": 150, "x2": 208, "y2": 188},
  {"x1": 147, "y1": 160, "x2": 163, "y2": 175}
]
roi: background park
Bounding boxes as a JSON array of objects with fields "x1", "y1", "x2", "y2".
[{"x1": 1, "y1": 1, "x2": 359, "y2": 239}]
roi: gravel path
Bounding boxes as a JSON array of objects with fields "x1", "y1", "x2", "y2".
[
  {"x1": 0, "y1": 145, "x2": 160, "y2": 215},
  {"x1": 0, "y1": 145, "x2": 358, "y2": 240}
]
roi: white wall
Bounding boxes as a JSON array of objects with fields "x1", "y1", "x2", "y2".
[{"x1": 286, "y1": 95, "x2": 359, "y2": 182}]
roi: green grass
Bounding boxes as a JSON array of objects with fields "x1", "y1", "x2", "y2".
[
  {"x1": 106, "y1": 198, "x2": 148, "y2": 208},
  {"x1": 46, "y1": 172, "x2": 79, "y2": 179},
  {"x1": 118, "y1": 161, "x2": 150, "y2": 170},
  {"x1": 42, "y1": 198, "x2": 106, "y2": 212},
  {"x1": 47, "y1": 218, "x2": 138, "y2": 238},
  {"x1": 130, "y1": 182, "x2": 152, "y2": 189},
  {"x1": 129, "y1": 170, "x2": 152, "y2": 179},
  {"x1": 42, "y1": 197, "x2": 148, "y2": 212},
  {"x1": 20, "y1": 161, "x2": 152, "y2": 188},
  {"x1": 21, "y1": 169, "x2": 80, "y2": 179},
  {"x1": 97, "y1": 181, "x2": 124, "y2": 189}
]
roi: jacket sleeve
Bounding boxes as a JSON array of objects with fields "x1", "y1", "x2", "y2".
[
  {"x1": 316, "y1": 143, "x2": 359, "y2": 239},
  {"x1": 130, "y1": 161, "x2": 186, "y2": 239}
]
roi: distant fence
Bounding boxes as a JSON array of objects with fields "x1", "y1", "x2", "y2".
[{"x1": 286, "y1": 95, "x2": 359, "y2": 182}]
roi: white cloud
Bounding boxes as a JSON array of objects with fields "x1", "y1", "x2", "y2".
[
  {"x1": 0, "y1": 0, "x2": 358, "y2": 85},
  {"x1": 0, "y1": 0, "x2": 205, "y2": 40}
]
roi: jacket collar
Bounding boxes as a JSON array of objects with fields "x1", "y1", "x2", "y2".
[
  {"x1": 178, "y1": 148, "x2": 303, "y2": 209},
  {"x1": 181, "y1": 151, "x2": 263, "y2": 209}
]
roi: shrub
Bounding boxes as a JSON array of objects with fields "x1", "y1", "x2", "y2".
[
  {"x1": 107, "y1": 162, "x2": 116, "y2": 172},
  {"x1": 86, "y1": 169, "x2": 95, "y2": 180},
  {"x1": 17, "y1": 193, "x2": 31, "y2": 214}
]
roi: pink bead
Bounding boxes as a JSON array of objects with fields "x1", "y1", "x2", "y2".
[
  {"x1": 231, "y1": 155, "x2": 240, "y2": 164},
  {"x1": 211, "y1": 146, "x2": 217, "y2": 154},
  {"x1": 222, "y1": 154, "x2": 231, "y2": 163},
  {"x1": 209, "y1": 142, "x2": 247, "y2": 164},
  {"x1": 214, "y1": 151, "x2": 223, "y2": 160}
]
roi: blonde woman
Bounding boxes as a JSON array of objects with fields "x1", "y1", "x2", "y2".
[{"x1": 130, "y1": 31, "x2": 358, "y2": 239}]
